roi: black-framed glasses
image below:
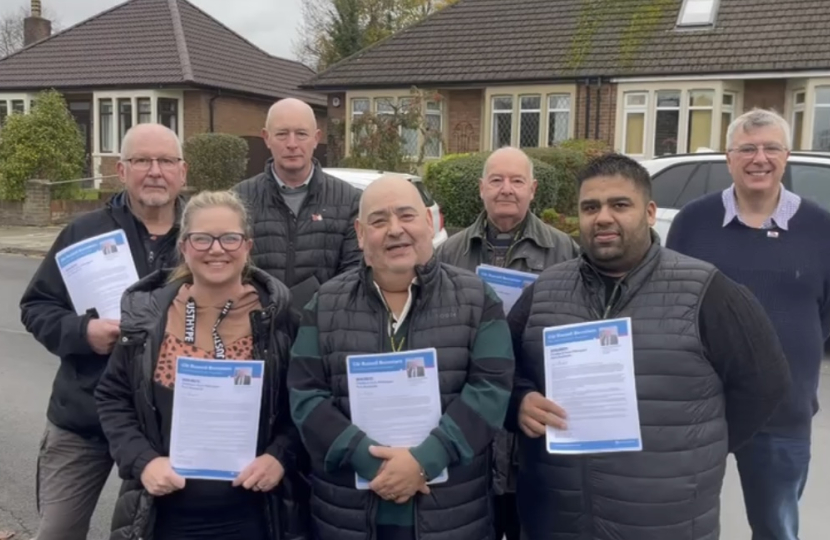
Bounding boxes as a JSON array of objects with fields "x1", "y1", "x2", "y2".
[{"x1": 185, "y1": 232, "x2": 246, "y2": 252}]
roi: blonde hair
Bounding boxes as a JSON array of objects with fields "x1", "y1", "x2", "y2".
[{"x1": 168, "y1": 190, "x2": 253, "y2": 283}]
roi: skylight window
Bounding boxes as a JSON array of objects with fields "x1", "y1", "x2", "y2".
[{"x1": 677, "y1": 0, "x2": 719, "y2": 27}]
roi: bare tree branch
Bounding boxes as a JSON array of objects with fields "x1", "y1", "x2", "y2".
[{"x1": 0, "y1": 5, "x2": 61, "y2": 59}]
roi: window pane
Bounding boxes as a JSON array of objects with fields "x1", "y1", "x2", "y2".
[
  {"x1": 625, "y1": 93, "x2": 646, "y2": 107},
  {"x1": 402, "y1": 127, "x2": 419, "y2": 156},
  {"x1": 625, "y1": 112, "x2": 645, "y2": 154},
  {"x1": 795, "y1": 92, "x2": 806, "y2": 105},
  {"x1": 352, "y1": 98, "x2": 369, "y2": 114},
  {"x1": 812, "y1": 107, "x2": 830, "y2": 151},
  {"x1": 99, "y1": 99, "x2": 113, "y2": 154},
  {"x1": 656, "y1": 90, "x2": 680, "y2": 108},
  {"x1": 548, "y1": 111, "x2": 569, "y2": 145},
  {"x1": 816, "y1": 87, "x2": 830, "y2": 105},
  {"x1": 722, "y1": 93, "x2": 734, "y2": 107},
  {"x1": 426, "y1": 101, "x2": 441, "y2": 112},
  {"x1": 689, "y1": 90, "x2": 714, "y2": 108},
  {"x1": 688, "y1": 109, "x2": 712, "y2": 152},
  {"x1": 654, "y1": 109, "x2": 679, "y2": 155},
  {"x1": 425, "y1": 112, "x2": 441, "y2": 158},
  {"x1": 675, "y1": 163, "x2": 709, "y2": 207},
  {"x1": 118, "y1": 98, "x2": 132, "y2": 149},
  {"x1": 493, "y1": 112, "x2": 512, "y2": 149},
  {"x1": 138, "y1": 98, "x2": 151, "y2": 124},
  {"x1": 519, "y1": 111, "x2": 540, "y2": 147},
  {"x1": 548, "y1": 94, "x2": 570, "y2": 111},
  {"x1": 790, "y1": 164, "x2": 830, "y2": 211},
  {"x1": 493, "y1": 96, "x2": 513, "y2": 111},
  {"x1": 11, "y1": 100, "x2": 24, "y2": 113},
  {"x1": 520, "y1": 95, "x2": 541, "y2": 110},
  {"x1": 720, "y1": 112, "x2": 732, "y2": 151},
  {"x1": 709, "y1": 162, "x2": 733, "y2": 192},
  {"x1": 793, "y1": 111, "x2": 804, "y2": 151},
  {"x1": 158, "y1": 98, "x2": 178, "y2": 133},
  {"x1": 0, "y1": 101, "x2": 7, "y2": 126},
  {"x1": 652, "y1": 164, "x2": 698, "y2": 208}
]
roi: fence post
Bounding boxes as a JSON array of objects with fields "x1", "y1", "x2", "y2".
[{"x1": 22, "y1": 179, "x2": 52, "y2": 226}]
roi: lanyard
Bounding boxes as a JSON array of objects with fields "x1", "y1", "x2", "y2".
[{"x1": 184, "y1": 297, "x2": 234, "y2": 360}]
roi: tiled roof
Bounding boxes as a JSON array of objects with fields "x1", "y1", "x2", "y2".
[
  {"x1": 304, "y1": 0, "x2": 830, "y2": 89},
  {"x1": 0, "y1": 0, "x2": 326, "y2": 107}
]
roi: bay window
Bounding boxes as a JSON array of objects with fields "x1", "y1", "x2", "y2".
[
  {"x1": 654, "y1": 90, "x2": 680, "y2": 156},
  {"x1": 687, "y1": 90, "x2": 714, "y2": 153},
  {"x1": 94, "y1": 92, "x2": 182, "y2": 155}
]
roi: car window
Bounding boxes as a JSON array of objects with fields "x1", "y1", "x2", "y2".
[
  {"x1": 674, "y1": 164, "x2": 709, "y2": 207},
  {"x1": 789, "y1": 163, "x2": 830, "y2": 212},
  {"x1": 413, "y1": 181, "x2": 436, "y2": 207},
  {"x1": 708, "y1": 162, "x2": 733, "y2": 193},
  {"x1": 651, "y1": 163, "x2": 698, "y2": 208}
]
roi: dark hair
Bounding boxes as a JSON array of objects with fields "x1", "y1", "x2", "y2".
[{"x1": 576, "y1": 153, "x2": 652, "y2": 199}]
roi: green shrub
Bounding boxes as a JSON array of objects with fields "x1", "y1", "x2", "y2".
[
  {"x1": 540, "y1": 209, "x2": 580, "y2": 239},
  {"x1": 0, "y1": 89, "x2": 86, "y2": 201},
  {"x1": 423, "y1": 152, "x2": 559, "y2": 228},
  {"x1": 555, "y1": 138, "x2": 613, "y2": 160},
  {"x1": 183, "y1": 133, "x2": 249, "y2": 191}
]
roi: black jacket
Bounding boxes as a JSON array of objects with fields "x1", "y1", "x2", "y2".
[
  {"x1": 94, "y1": 267, "x2": 309, "y2": 540},
  {"x1": 233, "y1": 159, "x2": 362, "y2": 310},
  {"x1": 19, "y1": 191, "x2": 181, "y2": 438}
]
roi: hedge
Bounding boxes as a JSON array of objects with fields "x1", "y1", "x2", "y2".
[
  {"x1": 183, "y1": 133, "x2": 249, "y2": 191},
  {"x1": 423, "y1": 140, "x2": 613, "y2": 228},
  {"x1": 423, "y1": 152, "x2": 560, "y2": 228}
]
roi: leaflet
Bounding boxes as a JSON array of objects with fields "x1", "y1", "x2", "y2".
[
  {"x1": 543, "y1": 318, "x2": 642, "y2": 454},
  {"x1": 475, "y1": 264, "x2": 538, "y2": 314},
  {"x1": 346, "y1": 348, "x2": 448, "y2": 489},
  {"x1": 55, "y1": 229, "x2": 139, "y2": 321},
  {"x1": 170, "y1": 357, "x2": 264, "y2": 480}
]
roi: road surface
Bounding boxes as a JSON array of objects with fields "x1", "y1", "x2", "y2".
[{"x1": 0, "y1": 253, "x2": 827, "y2": 539}]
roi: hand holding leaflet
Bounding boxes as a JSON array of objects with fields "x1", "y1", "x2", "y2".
[{"x1": 543, "y1": 317, "x2": 642, "y2": 454}]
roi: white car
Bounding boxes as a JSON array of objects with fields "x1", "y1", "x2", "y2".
[
  {"x1": 323, "y1": 167, "x2": 449, "y2": 248},
  {"x1": 640, "y1": 151, "x2": 830, "y2": 241}
]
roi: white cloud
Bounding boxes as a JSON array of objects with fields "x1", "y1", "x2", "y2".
[{"x1": 4, "y1": 0, "x2": 303, "y2": 60}]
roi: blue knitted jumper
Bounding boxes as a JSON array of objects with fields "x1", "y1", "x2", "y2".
[{"x1": 666, "y1": 192, "x2": 830, "y2": 438}]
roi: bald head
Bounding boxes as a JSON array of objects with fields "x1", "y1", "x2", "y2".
[
  {"x1": 120, "y1": 123, "x2": 182, "y2": 160},
  {"x1": 483, "y1": 146, "x2": 534, "y2": 180},
  {"x1": 265, "y1": 97, "x2": 318, "y2": 131},
  {"x1": 359, "y1": 174, "x2": 425, "y2": 220}
]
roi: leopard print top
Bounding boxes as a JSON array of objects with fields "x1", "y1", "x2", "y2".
[{"x1": 154, "y1": 333, "x2": 255, "y2": 389}]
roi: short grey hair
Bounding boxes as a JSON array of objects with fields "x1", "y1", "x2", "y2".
[
  {"x1": 481, "y1": 146, "x2": 534, "y2": 180},
  {"x1": 726, "y1": 108, "x2": 792, "y2": 150},
  {"x1": 119, "y1": 124, "x2": 183, "y2": 159}
]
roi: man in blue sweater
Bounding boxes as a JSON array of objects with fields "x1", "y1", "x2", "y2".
[{"x1": 666, "y1": 108, "x2": 830, "y2": 540}]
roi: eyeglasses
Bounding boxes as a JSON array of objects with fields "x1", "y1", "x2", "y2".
[
  {"x1": 728, "y1": 144, "x2": 787, "y2": 158},
  {"x1": 123, "y1": 157, "x2": 183, "y2": 171},
  {"x1": 185, "y1": 233, "x2": 246, "y2": 252}
]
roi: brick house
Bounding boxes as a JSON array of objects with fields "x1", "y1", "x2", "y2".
[
  {"x1": 303, "y1": 0, "x2": 830, "y2": 163},
  {"x1": 0, "y1": 0, "x2": 326, "y2": 184}
]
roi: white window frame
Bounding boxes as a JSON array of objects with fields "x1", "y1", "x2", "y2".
[
  {"x1": 491, "y1": 95, "x2": 514, "y2": 150},
  {"x1": 0, "y1": 93, "x2": 34, "y2": 127},
  {"x1": 653, "y1": 89, "x2": 681, "y2": 156},
  {"x1": 677, "y1": 0, "x2": 719, "y2": 27},
  {"x1": 622, "y1": 92, "x2": 648, "y2": 157},
  {"x1": 791, "y1": 90, "x2": 806, "y2": 150},
  {"x1": 720, "y1": 91, "x2": 736, "y2": 151},
  {"x1": 423, "y1": 100, "x2": 443, "y2": 159},
  {"x1": 811, "y1": 86, "x2": 830, "y2": 152},
  {"x1": 518, "y1": 94, "x2": 542, "y2": 148},
  {"x1": 686, "y1": 89, "x2": 716, "y2": 153},
  {"x1": 92, "y1": 90, "x2": 184, "y2": 157},
  {"x1": 547, "y1": 93, "x2": 571, "y2": 145}
]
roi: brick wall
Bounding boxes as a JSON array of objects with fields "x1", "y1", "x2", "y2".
[
  {"x1": 446, "y1": 90, "x2": 484, "y2": 154},
  {"x1": 2, "y1": 181, "x2": 109, "y2": 226},
  {"x1": 100, "y1": 157, "x2": 120, "y2": 190},
  {"x1": 743, "y1": 79, "x2": 787, "y2": 113},
  {"x1": 183, "y1": 90, "x2": 209, "y2": 138},
  {"x1": 574, "y1": 81, "x2": 617, "y2": 145},
  {"x1": 326, "y1": 93, "x2": 346, "y2": 165}
]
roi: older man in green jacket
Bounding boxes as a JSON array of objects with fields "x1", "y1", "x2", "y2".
[{"x1": 435, "y1": 146, "x2": 578, "y2": 540}]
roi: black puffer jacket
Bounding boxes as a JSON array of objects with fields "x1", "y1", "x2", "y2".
[
  {"x1": 234, "y1": 159, "x2": 362, "y2": 310},
  {"x1": 94, "y1": 268, "x2": 309, "y2": 540},
  {"x1": 20, "y1": 191, "x2": 181, "y2": 438}
]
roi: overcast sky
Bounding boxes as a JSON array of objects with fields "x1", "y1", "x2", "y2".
[{"x1": 6, "y1": 0, "x2": 303, "y2": 62}]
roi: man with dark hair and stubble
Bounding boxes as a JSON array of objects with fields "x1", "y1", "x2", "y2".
[{"x1": 506, "y1": 153, "x2": 791, "y2": 539}]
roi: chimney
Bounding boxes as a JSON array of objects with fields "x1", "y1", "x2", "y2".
[{"x1": 23, "y1": 0, "x2": 52, "y2": 47}]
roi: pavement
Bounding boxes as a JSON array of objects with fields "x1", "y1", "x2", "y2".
[
  {"x1": 0, "y1": 245, "x2": 829, "y2": 539},
  {"x1": 0, "y1": 227, "x2": 63, "y2": 257}
]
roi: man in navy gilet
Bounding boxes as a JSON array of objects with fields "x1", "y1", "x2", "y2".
[{"x1": 666, "y1": 108, "x2": 830, "y2": 540}]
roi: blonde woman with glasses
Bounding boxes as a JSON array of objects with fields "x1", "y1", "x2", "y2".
[{"x1": 96, "y1": 190, "x2": 308, "y2": 540}]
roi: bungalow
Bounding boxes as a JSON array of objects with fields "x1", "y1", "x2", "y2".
[
  {"x1": 301, "y1": 0, "x2": 830, "y2": 162},
  {"x1": 0, "y1": 0, "x2": 327, "y2": 182}
]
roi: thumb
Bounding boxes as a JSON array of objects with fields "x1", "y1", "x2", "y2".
[
  {"x1": 418, "y1": 483, "x2": 431, "y2": 495},
  {"x1": 368, "y1": 445, "x2": 393, "y2": 459},
  {"x1": 170, "y1": 471, "x2": 186, "y2": 489}
]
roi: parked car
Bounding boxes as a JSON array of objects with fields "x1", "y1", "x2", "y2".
[
  {"x1": 323, "y1": 167, "x2": 449, "y2": 248},
  {"x1": 640, "y1": 151, "x2": 830, "y2": 241}
]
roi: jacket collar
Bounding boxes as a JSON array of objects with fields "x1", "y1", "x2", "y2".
[
  {"x1": 263, "y1": 157, "x2": 325, "y2": 197},
  {"x1": 358, "y1": 254, "x2": 441, "y2": 303},
  {"x1": 465, "y1": 211, "x2": 558, "y2": 253}
]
